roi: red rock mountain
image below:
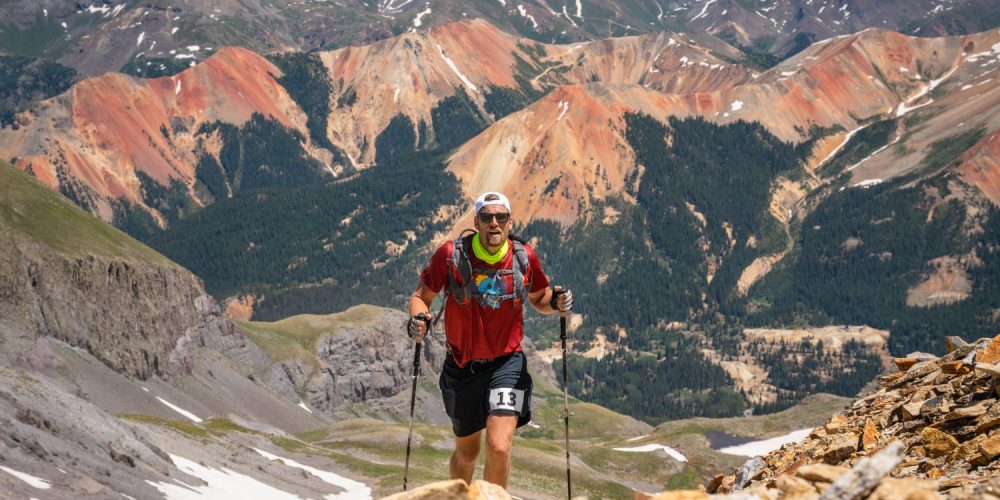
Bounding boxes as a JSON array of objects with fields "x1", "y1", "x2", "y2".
[
  {"x1": 0, "y1": 46, "x2": 307, "y2": 221},
  {"x1": 447, "y1": 27, "x2": 1000, "y2": 230},
  {"x1": 2, "y1": 20, "x2": 1000, "y2": 230}
]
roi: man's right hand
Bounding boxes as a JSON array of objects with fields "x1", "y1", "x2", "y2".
[{"x1": 407, "y1": 312, "x2": 432, "y2": 339}]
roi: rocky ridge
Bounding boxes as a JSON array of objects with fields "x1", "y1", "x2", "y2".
[{"x1": 690, "y1": 333, "x2": 1000, "y2": 499}]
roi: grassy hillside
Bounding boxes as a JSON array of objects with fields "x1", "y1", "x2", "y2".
[
  {"x1": 234, "y1": 304, "x2": 390, "y2": 374},
  {"x1": 0, "y1": 162, "x2": 173, "y2": 265}
]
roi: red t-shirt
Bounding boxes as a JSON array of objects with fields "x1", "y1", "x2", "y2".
[{"x1": 420, "y1": 237, "x2": 550, "y2": 367}]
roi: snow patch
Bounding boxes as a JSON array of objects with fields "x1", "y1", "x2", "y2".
[
  {"x1": 853, "y1": 178, "x2": 884, "y2": 188},
  {"x1": 381, "y1": 0, "x2": 418, "y2": 12},
  {"x1": 437, "y1": 45, "x2": 477, "y2": 92},
  {"x1": 692, "y1": 0, "x2": 717, "y2": 21},
  {"x1": 147, "y1": 454, "x2": 300, "y2": 499},
  {"x1": 1, "y1": 466, "x2": 51, "y2": 490},
  {"x1": 85, "y1": 4, "x2": 111, "y2": 15},
  {"x1": 254, "y1": 449, "x2": 372, "y2": 499},
  {"x1": 627, "y1": 434, "x2": 649, "y2": 442},
  {"x1": 613, "y1": 444, "x2": 688, "y2": 462},
  {"x1": 175, "y1": 80, "x2": 182, "y2": 95},
  {"x1": 298, "y1": 401, "x2": 313, "y2": 413},
  {"x1": 815, "y1": 125, "x2": 867, "y2": 169},
  {"x1": 731, "y1": 100, "x2": 743, "y2": 112},
  {"x1": 561, "y1": 6, "x2": 578, "y2": 27},
  {"x1": 557, "y1": 100, "x2": 569, "y2": 121},
  {"x1": 43, "y1": 8, "x2": 47, "y2": 17},
  {"x1": 111, "y1": 4, "x2": 126, "y2": 17},
  {"x1": 412, "y1": 6, "x2": 431, "y2": 27},
  {"x1": 137, "y1": 32, "x2": 146, "y2": 47},
  {"x1": 175, "y1": 54, "x2": 196, "y2": 60},
  {"x1": 61, "y1": 22, "x2": 68, "y2": 29},
  {"x1": 155, "y1": 397, "x2": 202, "y2": 423},
  {"x1": 896, "y1": 62, "x2": 958, "y2": 118},
  {"x1": 171, "y1": 27, "x2": 179, "y2": 35},
  {"x1": 518, "y1": 5, "x2": 538, "y2": 30},
  {"x1": 393, "y1": 88, "x2": 400, "y2": 103},
  {"x1": 575, "y1": 0, "x2": 583, "y2": 18},
  {"x1": 186, "y1": 45, "x2": 201, "y2": 51},
  {"x1": 717, "y1": 429, "x2": 812, "y2": 457}
]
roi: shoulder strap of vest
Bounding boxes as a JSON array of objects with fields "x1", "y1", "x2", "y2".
[{"x1": 509, "y1": 234, "x2": 529, "y2": 304}]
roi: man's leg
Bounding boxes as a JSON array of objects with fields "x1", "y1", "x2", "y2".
[
  {"x1": 450, "y1": 431, "x2": 481, "y2": 483},
  {"x1": 483, "y1": 413, "x2": 518, "y2": 488}
]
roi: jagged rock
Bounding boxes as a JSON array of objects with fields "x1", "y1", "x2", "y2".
[
  {"x1": 941, "y1": 401, "x2": 991, "y2": 421},
  {"x1": 919, "y1": 396, "x2": 953, "y2": 419},
  {"x1": 867, "y1": 478, "x2": 941, "y2": 500},
  {"x1": 942, "y1": 360, "x2": 972, "y2": 375},
  {"x1": 895, "y1": 358, "x2": 919, "y2": 372},
  {"x1": 946, "y1": 336, "x2": 970, "y2": 353},
  {"x1": 817, "y1": 441, "x2": 904, "y2": 500},
  {"x1": 975, "y1": 336, "x2": 1000, "y2": 364},
  {"x1": 950, "y1": 433, "x2": 987, "y2": 463},
  {"x1": 707, "y1": 474, "x2": 725, "y2": 493},
  {"x1": 901, "y1": 401, "x2": 925, "y2": 421},
  {"x1": 734, "y1": 456, "x2": 765, "y2": 490},
  {"x1": 795, "y1": 464, "x2": 849, "y2": 483},
  {"x1": 862, "y1": 418, "x2": 879, "y2": 450},
  {"x1": 820, "y1": 432, "x2": 858, "y2": 463},
  {"x1": 979, "y1": 433, "x2": 1000, "y2": 460},
  {"x1": 920, "y1": 427, "x2": 959, "y2": 457},
  {"x1": 382, "y1": 479, "x2": 510, "y2": 499},
  {"x1": 976, "y1": 402, "x2": 1000, "y2": 433},
  {"x1": 773, "y1": 474, "x2": 817, "y2": 497},
  {"x1": 975, "y1": 363, "x2": 1000, "y2": 378},
  {"x1": 825, "y1": 414, "x2": 849, "y2": 433}
]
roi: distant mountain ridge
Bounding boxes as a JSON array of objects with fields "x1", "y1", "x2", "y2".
[{"x1": 3, "y1": 0, "x2": 999, "y2": 76}]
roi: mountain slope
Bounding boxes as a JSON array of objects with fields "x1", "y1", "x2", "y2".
[{"x1": 1, "y1": 46, "x2": 314, "y2": 222}]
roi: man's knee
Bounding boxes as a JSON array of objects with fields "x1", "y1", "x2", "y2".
[
  {"x1": 453, "y1": 434, "x2": 481, "y2": 462},
  {"x1": 485, "y1": 431, "x2": 512, "y2": 457}
]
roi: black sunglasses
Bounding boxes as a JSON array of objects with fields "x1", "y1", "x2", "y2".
[{"x1": 477, "y1": 212, "x2": 511, "y2": 224}]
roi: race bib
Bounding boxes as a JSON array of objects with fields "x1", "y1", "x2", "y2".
[{"x1": 489, "y1": 388, "x2": 526, "y2": 412}]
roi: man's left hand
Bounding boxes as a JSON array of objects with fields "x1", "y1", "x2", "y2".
[{"x1": 551, "y1": 286, "x2": 573, "y2": 312}]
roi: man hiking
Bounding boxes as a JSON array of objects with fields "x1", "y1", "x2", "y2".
[{"x1": 407, "y1": 191, "x2": 573, "y2": 489}]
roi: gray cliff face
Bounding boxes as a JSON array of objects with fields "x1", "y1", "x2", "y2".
[
  {"x1": 307, "y1": 311, "x2": 449, "y2": 420},
  {"x1": 0, "y1": 227, "x2": 231, "y2": 381}
]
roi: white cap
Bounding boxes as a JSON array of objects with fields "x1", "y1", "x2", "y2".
[{"x1": 475, "y1": 191, "x2": 511, "y2": 213}]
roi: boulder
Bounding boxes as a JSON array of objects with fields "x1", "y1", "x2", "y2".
[{"x1": 920, "y1": 427, "x2": 958, "y2": 458}]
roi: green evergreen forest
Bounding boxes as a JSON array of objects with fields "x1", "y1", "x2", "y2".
[{"x1": 0, "y1": 54, "x2": 77, "y2": 126}]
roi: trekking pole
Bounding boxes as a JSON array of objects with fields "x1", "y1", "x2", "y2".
[
  {"x1": 557, "y1": 291, "x2": 572, "y2": 499},
  {"x1": 403, "y1": 313, "x2": 431, "y2": 491}
]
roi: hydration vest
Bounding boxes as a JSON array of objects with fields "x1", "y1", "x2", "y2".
[{"x1": 447, "y1": 230, "x2": 530, "y2": 307}]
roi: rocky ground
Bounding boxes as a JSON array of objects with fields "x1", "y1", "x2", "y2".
[{"x1": 698, "y1": 333, "x2": 1000, "y2": 499}]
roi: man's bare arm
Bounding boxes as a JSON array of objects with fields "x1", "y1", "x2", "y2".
[
  {"x1": 408, "y1": 282, "x2": 439, "y2": 336},
  {"x1": 529, "y1": 287, "x2": 557, "y2": 314}
]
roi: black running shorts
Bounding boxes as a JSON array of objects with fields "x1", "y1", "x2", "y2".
[{"x1": 439, "y1": 351, "x2": 533, "y2": 437}]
